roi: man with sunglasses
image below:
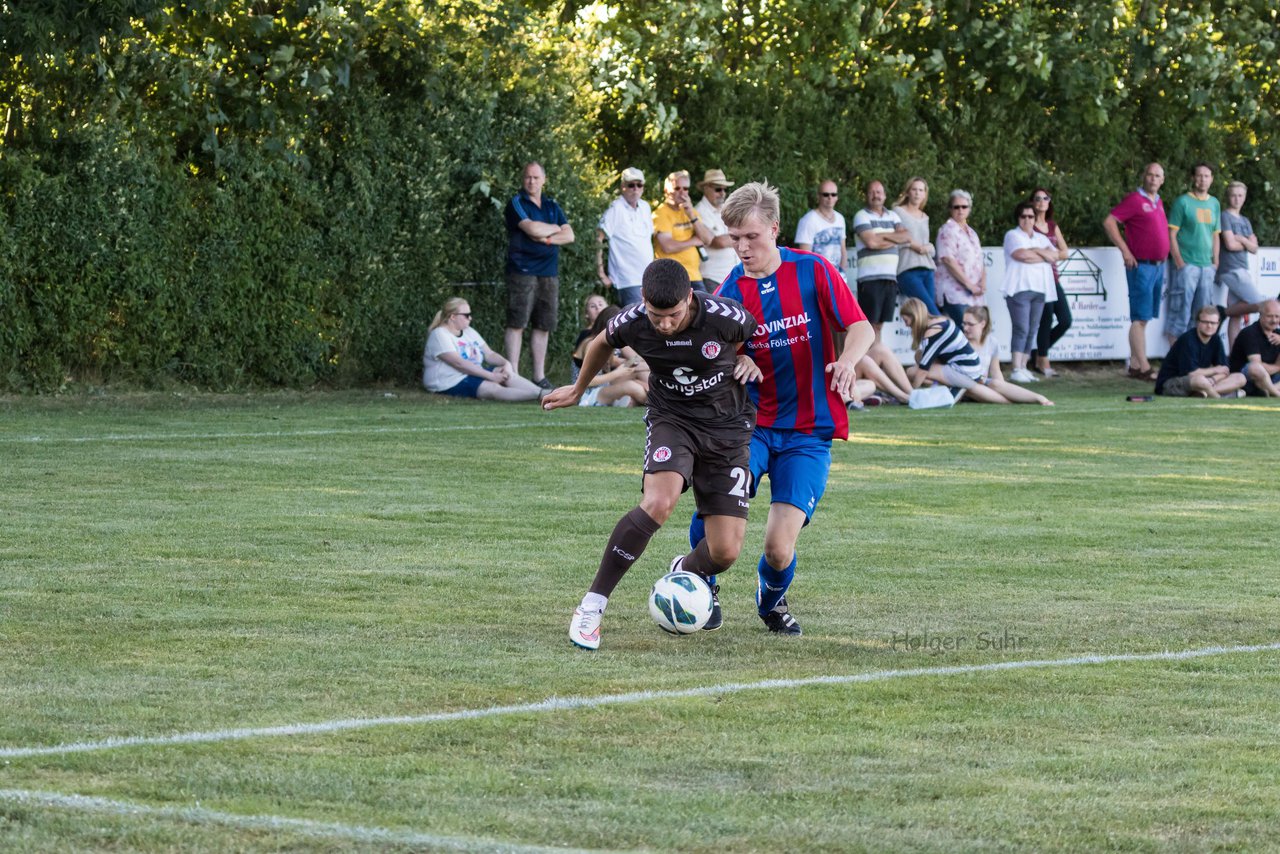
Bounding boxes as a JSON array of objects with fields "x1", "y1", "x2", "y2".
[
  {"x1": 794, "y1": 180, "x2": 849, "y2": 278},
  {"x1": 597, "y1": 167, "x2": 655, "y2": 307},
  {"x1": 654, "y1": 170, "x2": 716, "y2": 291},
  {"x1": 695, "y1": 168, "x2": 738, "y2": 289}
]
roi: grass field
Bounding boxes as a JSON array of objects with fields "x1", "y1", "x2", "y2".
[{"x1": 3, "y1": 374, "x2": 1279, "y2": 852}]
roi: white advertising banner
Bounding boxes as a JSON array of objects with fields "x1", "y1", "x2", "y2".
[{"x1": 883, "y1": 246, "x2": 1280, "y2": 364}]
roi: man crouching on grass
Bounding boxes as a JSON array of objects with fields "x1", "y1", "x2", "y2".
[{"x1": 542, "y1": 258, "x2": 758, "y2": 650}]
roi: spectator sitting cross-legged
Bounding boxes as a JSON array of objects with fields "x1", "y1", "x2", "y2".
[
  {"x1": 1227, "y1": 299, "x2": 1280, "y2": 397},
  {"x1": 423, "y1": 297, "x2": 543, "y2": 402},
  {"x1": 1155, "y1": 304, "x2": 1246, "y2": 398}
]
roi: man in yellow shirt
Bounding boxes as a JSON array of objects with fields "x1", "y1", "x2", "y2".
[{"x1": 653, "y1": 170, "x2": 715, "y2": 291}]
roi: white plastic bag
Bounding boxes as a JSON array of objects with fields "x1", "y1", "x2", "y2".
[{"x1": 908, "y1": 384, "x2": 956, "y2": 410}]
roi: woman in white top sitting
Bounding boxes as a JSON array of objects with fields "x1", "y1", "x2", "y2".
[
  {"x1": 899, "y1": 297, "x2": 1005, "y2": 403},
  {"x1": 422, "y1": 297, "x2": 542, "y2": 401},
  {"x1": 960, "y1": 306, "x2": 1053, "y2": 406},
  {"x1": 1001, "y1": 202, "x2": 1059, "y2": 383}
]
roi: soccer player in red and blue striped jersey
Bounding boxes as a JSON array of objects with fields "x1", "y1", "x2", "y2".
[{"x1": 694, "y1": 181, "x2": 873, "y2": 635}]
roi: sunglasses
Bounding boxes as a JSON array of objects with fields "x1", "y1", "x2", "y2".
[
  {"x1": 1019, "y1": 213, "x2": 1035, "y2": 219},
  {"x1": 820, "y1": 192, "x2": 839, "y2": 198},
  {"x1": 625, "y1": 182, "x2": 644, "y2": 189},
  {"x1": 1033, "y1": 195, "x2": 1051, "y2": 202},
  {"x1": 951, "y1": 204, "x2": 970, "y2": 210},
  {"x1": 709, "y1": 186, "x2": 727, "y2": 193}
]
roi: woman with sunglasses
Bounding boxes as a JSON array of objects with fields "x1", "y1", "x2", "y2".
[
  {"x1": 1028, "y1": 188, "x2": 1072, "y2": 377},
  {"x1": 1001, "y1": 202, "x2": 1060, "y2": 383},
  {"x1": 935, "y1": 189, "x2": 986, "y2": 326},
  {"x1": 423, "y1": 297, "x2": 543, "y2": 401}
]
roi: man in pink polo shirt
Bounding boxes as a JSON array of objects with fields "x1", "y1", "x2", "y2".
[{"x1": 1103, "y1": 162, "x2": 1170, "y2": 380}]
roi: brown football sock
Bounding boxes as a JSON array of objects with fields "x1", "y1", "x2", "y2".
[
  {"x1": 588, "y1": 506, "x2": 662, "y2": 597},
  {"x1": 679, "y1": 538, "x2": 729, "y2": 581}
]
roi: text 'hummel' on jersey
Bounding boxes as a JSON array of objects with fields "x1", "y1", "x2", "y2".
[{"x1": 604, "y1": 294, "x2": 758, "y2": 426}]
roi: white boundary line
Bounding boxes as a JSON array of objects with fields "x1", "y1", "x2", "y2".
[
  {"x1": 0, "y1": 788, "x2": 602, "y2": 853},
  {"x1": 4, "y1": 401, "x2": 1212, "y2": 446},
  {"x1": 1, "y1": 420, "x2": 603, "y2": 445},
  {"x1": 4, "y1": 641, "x2": 1277, "y2": 760}
]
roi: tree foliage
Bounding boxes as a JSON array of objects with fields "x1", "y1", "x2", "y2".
[{"x1": 0, "y1": 0, "x2": 1275, "y2": 390}]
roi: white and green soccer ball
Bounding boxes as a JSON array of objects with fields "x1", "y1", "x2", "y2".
[{"x1": 649, "y1": 570, "x2": 713, "y2": 634}]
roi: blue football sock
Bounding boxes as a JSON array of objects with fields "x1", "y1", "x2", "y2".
[
  {"x1": 757, "y1": 553, "x2": 796, "y2": 615},
  {"x1": 688, "y1": 513, "x2": 706, "y2": 550}
]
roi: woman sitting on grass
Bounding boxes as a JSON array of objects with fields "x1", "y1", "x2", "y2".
[
  {"x1": 423, "y1": 297, "x2": 544, "y2": 401},
  {"x1": 572, "y1": 306, "x2": 648, "y2": 407},
  {"x1": 900, "y1": 297, "x2": 999, "y2": 403},
  {"x1": 961, "y1": 306, "x2": 1054, "y2": 406}
]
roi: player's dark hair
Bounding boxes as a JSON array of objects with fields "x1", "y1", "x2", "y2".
[
  {"x1": 642, "y1": 258, "x2": 691, "y2": 308},
  {"x1": 1012, "y1": 201, "x2": 1035, "y2": 223},
  {"x1": 1192, "y1": 161, "x2": 1214, "y2": 177}
]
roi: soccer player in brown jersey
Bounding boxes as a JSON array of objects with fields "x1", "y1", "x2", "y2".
[{"x1": 542, "y1": 258, "x2": 758, "y2": 650}]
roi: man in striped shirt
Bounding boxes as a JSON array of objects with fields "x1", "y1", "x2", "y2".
[
  {"x1": 852, "y1": 180, "x2": 912, "y2": 342},
  {"x1": 694, "y1": 181, "x2": 873, "y2": 635}
]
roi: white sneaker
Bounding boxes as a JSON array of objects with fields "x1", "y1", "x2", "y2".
[
  {"x1": 1009, "y1": 368, "x2": 1038, "y2": 383},
  {"x1": 569, "y1": 607, "x2": 603, "y2": 650}
]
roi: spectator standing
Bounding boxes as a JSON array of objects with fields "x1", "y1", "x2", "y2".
[
  {"x1": 1218, "y1": 180, "x2": 1266, "y2": 349},
  {"x1": 1002, "y1": 202, "x2": 1058, "y2": 383},
  {"x1": 1155, "y1": 305, "x2": 1245, "y2": 398},
  {"x1": 853, "y1": 180, "x2": 911, "y2": 341},
  {"x1": 596, "y1": 167, "x2": 654, "y2": 307},
  {"x1": 794, "y1": 180, "x2": 849, "y2": 274},
  {"x1": 695, "y1": 168, "x2": 739, "y2": 288},
  {"x1": 935, "y1": 189, "x2": 986, "y2": 325},
  {"x1": 653, "y1": 170, "x2": 715, "y2": 291},
  {"x1": 1028, "y1": 188, "x2": 1072, "y2": 377},
  {"x1": 1227, "y1": 299, "x2": 1280, "y2": 397},
  {"x1": 892, "y1": 177, "x2": 940, "y2": 314},
  {"x1": 1103, "y1": 162, "x2": 1169, "y2": 381},
  {"x1": 424, "y1": 297, "x2": 543, "y2": 401},
  {"x1": 1166, "y1": 163, "x2": 1221, "y2": 344},
  {"x1": 504, "y1": 161, "x2": 574, "y2": 389}
]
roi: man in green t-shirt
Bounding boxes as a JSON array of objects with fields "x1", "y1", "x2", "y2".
[{"x1": 1165, "y1": 162, "x2": 1220, "y2": 344}]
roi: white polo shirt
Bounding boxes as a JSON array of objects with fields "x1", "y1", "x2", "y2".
[{"x1": 598, "y1": 196, "x2": 655, "y2": 290}]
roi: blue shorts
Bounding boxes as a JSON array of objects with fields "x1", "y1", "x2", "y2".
[
  {"x1": 749, "y1": 427, "x2": 833, "y2": 522},
  {"x1": 1126, "y1": 261, "x2": 1164, "y2": 322},
  {"x1": 437, "y1": 375, "x2": 484, "y2": 398}
]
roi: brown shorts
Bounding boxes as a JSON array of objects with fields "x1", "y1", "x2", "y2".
[
  {"x1": 643, "y1": 412, "x2": 754, "y2": 519},
  {"x1": 505, "y1": 273, "x2": 560, "y2": 332}
]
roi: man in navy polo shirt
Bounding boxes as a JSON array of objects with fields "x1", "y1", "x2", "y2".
[{"x1": 504, "y1": 162, "x2": 575, "y2": 389}]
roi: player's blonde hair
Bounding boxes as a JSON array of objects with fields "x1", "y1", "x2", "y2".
[
  {"x1": 722, "y1": 181, "x2": 781, "y2": 228},
  {"x1": 429, "y1": 296, "x2": 469, "y2": 332},
  {"x1": 1226, "y1": 180, "x2": 1247, "y2": 193}
]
